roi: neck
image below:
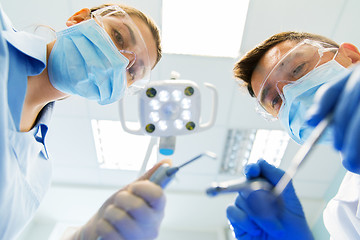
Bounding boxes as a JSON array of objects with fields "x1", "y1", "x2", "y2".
[{"x1": 20, "y1": 40, "x2": 69, "y2": 132}]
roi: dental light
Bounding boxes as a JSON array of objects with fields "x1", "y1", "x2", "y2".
[{"x1": 119, "y1": 78, "x2": 218, "y2": 156}]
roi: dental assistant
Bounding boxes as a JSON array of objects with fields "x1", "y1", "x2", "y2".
[
  {"x1": 0, "y1": 3, "x2": 169, "y2": 240},
  {"x1": 227, "y1": 31, "x2": 360, "y2": 239}
]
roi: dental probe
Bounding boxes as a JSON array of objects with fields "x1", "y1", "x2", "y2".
[
  {"x1": 205, "y1": 115, "x2": 332, "y2": 197},
  {"x1": 273, "y1": 115, "x2": 333, "y2": 196},
  {"x1": 150, "y1": 151, "x2": 217, "y2": 188},
  {"x1": 206, "y1": 177, "x2": 273, "y2": 197}
]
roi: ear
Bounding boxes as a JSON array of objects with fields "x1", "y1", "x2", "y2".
[
  {"x1": 338, "y1": 43, "x2": 360, "y2": 65},
  {"x1": 66, "y1": 8, "x2": 91, "y2": 27}
]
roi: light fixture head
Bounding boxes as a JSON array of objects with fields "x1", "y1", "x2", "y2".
[
  {"x1": 140, "y1": 80, "x2": 199, "y2": 136},
  {"x1": 119, "y1": 79, "x2": 218, "y2": 137}
]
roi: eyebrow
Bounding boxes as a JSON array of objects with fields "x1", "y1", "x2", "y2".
[
  {"x1": 260, "y1": 85, "x2": 269, "y2": 104},
  {"x1": 124, "y1": 23, "x2": 137, "y2": 45}
]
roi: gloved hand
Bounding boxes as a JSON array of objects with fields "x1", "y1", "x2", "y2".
[
  {"x1": 72, "y1": 159, "x2": 171, "y2": 240},
  {"x1": 306, "y1": 65, "x2": 360, "y2": 173},
  {"x1": 226, "y1": 159, "x2": 313, "y2": 240}
]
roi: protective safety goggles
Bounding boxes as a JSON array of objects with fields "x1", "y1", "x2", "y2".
[
  {"x1": 91, "y1": 5, "x2": 152, "y2": 94},
  {"x1": 255, "y1": 39, "x2": 339, "y2": 120}
]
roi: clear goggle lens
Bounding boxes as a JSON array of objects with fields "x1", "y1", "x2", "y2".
[
  {"x1": 255, "y1": 39, "x2": 338, "y2": 120},
  {"x1": 91, "y1": 5, "x2": 152, "y2": 94}
]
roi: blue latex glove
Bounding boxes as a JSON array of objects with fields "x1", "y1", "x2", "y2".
[
  {"x1": 306, "y1": 65, "x2": 360, "y2": 173},
  {"x1": 226, "y1": 160, "x2": 313, "y2": 240}
]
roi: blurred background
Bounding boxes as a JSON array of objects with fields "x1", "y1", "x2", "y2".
[{"x1": 2, "y1": 0, "x2": 359, "y2": 239}]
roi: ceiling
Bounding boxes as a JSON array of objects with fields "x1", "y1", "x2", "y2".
[{"x1": 2, "y1": 0, "x2": 358, "y2": 239}]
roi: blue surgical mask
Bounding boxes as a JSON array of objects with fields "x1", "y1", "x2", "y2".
[
  {"x1": 48, "y1": 19, "x2": 129, "y2": 105},
  {"x1": 278, "y1": 60, "x2": 350, "y2": 144}
]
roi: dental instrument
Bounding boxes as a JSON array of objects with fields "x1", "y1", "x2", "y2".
[
  {"x1": 273, "y1": 114, "x2": 332, "y2": 196},
  {"x1": 150, "y1": 151, "x2": 217, "y2": 188},
  {"x1": 206, "y1": 115, "x2": 332, "y2": 197},
  {"x1": 206, "y1": 177, "x2": 272, "y2": 197}
]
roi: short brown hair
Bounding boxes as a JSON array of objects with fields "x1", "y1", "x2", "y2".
[
  {"x1": 90, "y1": 3, "x2": 162, "y2": 68},
  {"x1": 233, "y1": 31, "x2": 339, "y2": 97}
]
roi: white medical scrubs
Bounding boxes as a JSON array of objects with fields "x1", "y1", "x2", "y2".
[
  {"x1": 0, "y1": 5, "x2": 54, "y2": 239},
  {"x1": 323, "y1": 172, "x2": 360, "y2": 239}
]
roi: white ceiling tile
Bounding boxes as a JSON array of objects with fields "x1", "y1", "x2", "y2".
[
  {"x1": 331, "y1": 0, "x2": 360, "y2": 44},
  {"x1": 240, "y1": 0, "x2": 348, "y2": 55}
]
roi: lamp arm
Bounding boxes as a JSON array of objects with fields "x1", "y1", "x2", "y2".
[
  {"x1": 199, "y1": 82, "x2": 218, "y2": 131},
  {"x1": 118, "y1": 99, "x2": 143, "y2": 135}
]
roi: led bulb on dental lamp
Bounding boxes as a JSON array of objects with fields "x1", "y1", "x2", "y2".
[{"x1": 119, "y1": 80, "x2": 218, "y2": 155}]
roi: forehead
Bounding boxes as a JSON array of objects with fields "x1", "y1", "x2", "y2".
[
  {"x1": 130, "y1": 16, "x2": 157, "y2": 69},
  {"x1": 251, "y1": 40, "x2": 299, "y2": 97}
]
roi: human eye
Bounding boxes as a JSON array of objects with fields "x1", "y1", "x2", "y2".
[
  {"x1": 291, "y1": 63, "x2": 305, "y2": 77},
  {"x1": 291, "y1": 62, "x2": 307, "y2": 79},
  {"x1": 129, "y1": 61, "x2": 147, "y2": 82},
  {"x1": 128, "y1": 66, "x2": 136, "y2": 81},
  {"x1": 112, "y1": 29, "x2": 125, "y2": 49},
  {"x1": 271, "y1": 94, "x2": 282, "y2": 110}
]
